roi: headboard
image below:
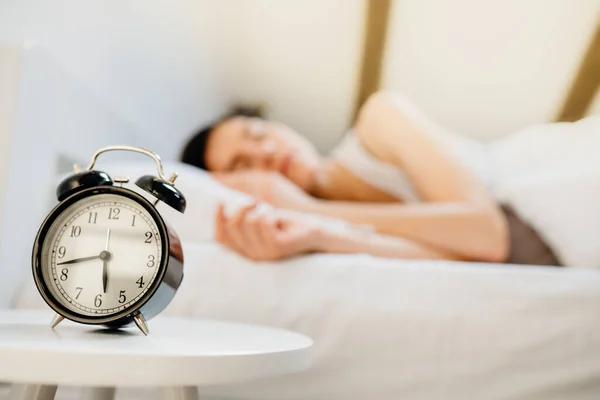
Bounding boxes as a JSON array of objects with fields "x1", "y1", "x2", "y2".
[{"x1": 0, "y1": 44, "x2": 174, "y2": 307}]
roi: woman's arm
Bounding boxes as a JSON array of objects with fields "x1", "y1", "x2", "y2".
[
  {"x1": 216, "y1": 203, "x2": 457, "y2": 262},
  {"x1": 304, "y1": 200, "x2": 504, "y2": 262},
  {"x1": 315, "y1": 222, "x2": 460, "y2": 261},
  {"x1": 306, "y1": 91, "x2": 509, "y2": 262}
]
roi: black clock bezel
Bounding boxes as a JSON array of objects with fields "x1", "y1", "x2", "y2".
[{"x1": 32, "y1": 186, "x2": 170, "y2": 325}]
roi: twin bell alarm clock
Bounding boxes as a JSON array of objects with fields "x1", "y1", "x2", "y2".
[{"x1": 31, "y1": 146, "x2": 186, "y2": 335}]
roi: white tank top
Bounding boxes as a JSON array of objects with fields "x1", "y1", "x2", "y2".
[
  {"x1": 330, "y1": 130, "x2": 492, "y2": 202},
  {"x1": 330, "y1": 132, "x2": 421, "y2": 202}
]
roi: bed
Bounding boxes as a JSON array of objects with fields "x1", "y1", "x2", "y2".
[
  {"x1": 9, "y1": 159, "x2": 600, "y2": 400},
  {"x1": 13, "y1": 244, "x2": 600, "y2": 400}
]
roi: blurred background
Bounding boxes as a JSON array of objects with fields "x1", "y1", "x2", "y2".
[
  {"x1": 1, "y1": 0, "x2": 598, "y2": 157},
  {"x1": 0, "y1": 0, "x2": 599, "y2": 306}
]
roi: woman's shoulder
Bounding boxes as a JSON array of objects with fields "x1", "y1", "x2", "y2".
[{"x1": 353, "y1": 120, "x2": 400, "y2": 167}]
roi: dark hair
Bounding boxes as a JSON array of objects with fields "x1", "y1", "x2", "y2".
[
  {"x1": 180, "y1": 121, "x2": 216, "y2": 170},
  {"x1": 180, "y1": 105, "x2": 263, "y2": 171}
]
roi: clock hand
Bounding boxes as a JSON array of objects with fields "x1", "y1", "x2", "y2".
[
  {"x1": 57, "y1": 255, "x2": 101, "y2": 265},
  {"x1": 105, "y1": 228, "x2": 111, "y2": 251},
  {"x1": 102, "y1": 228, "x2": 111, "y2": 294},
  {"x1": 102, "y1": 259, "x2": 108, "y2": 294}
]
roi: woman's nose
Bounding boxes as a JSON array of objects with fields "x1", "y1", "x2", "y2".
[{"x1": 260, "y1": 140, "x2": 278, "y2": 155}]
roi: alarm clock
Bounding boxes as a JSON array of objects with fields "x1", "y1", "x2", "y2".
[{"x1": 31, "y1": 145, "x2": 186, "y2": 335}]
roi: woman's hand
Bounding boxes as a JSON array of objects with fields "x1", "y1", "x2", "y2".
[
  {"x1": 215, "y1": 203, "x2": 322, "y2": 261},
  {"x1": 213, "y1": 171, "x2": 316, "y2": 212},
  {"x1": 215, "y1": 203, "x2": 453, "y2": 261}
]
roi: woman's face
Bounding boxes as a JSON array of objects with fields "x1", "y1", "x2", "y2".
[{"x1": 204, "y1": 117, "x2": 321, "y2": 192}]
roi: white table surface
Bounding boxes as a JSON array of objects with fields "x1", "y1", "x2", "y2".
[{"x1": 0, "y1": 309, "x2": 313, "y2": 388}]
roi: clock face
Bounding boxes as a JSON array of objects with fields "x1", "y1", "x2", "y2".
[{"x1": 38, "y1": 192, "x2": 164, "y2": 318}]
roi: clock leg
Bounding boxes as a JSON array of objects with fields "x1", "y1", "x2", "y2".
[
  {"x1": 8, "y1": 384, "x2": 57, "y2": 400},
  {"x1": 49, "y1": 315, "x2": 64, "y2": 329},
  {"x1": 82, "y1": 387, "x2": 115, "y2": 400},
  {"x1": 161, "y1": 387, "x2": 198, "y2": 400},
  {"x1": 133, "y1": 312, "x2": 149, "y2": 336}
]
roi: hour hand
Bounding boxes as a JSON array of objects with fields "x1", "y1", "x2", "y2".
[
  {"x1": 57, "y1": 255, "x2": 101, "y2": 265},
  {"x1": 102, "y1": 259, "x2": 108, "y2": 293}
]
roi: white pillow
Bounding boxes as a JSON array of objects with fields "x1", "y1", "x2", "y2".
[
  {"x1": 489, "y1": 116, "x2": 600, "y2": 198},
  {"x1": 489, "y1": 116, "x2": 600, "y2": 268},
  {"x1": 499, "y1": 165, "x2": 600, "y2": 268}
]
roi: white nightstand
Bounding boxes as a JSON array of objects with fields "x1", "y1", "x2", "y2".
[{"x1": 0, "y1": 310, "x2": 312, "y2": 400}]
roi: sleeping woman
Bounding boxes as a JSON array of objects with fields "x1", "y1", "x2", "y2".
[{"x1": 181, "y1": 91, "x2": 560, "y2": 266}]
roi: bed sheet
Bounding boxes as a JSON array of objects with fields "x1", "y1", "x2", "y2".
[{"x1": 14, "y1": 242, "x2": 600, "y2": 400}]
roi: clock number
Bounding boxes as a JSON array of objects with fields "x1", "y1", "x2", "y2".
[
  {"x1": 136, "y1": 276, "x2": 145, "y2": 288},
  {"x1": 57, "y1": 246, "x2": 66, "y2": 259},
  {"x1": 88, "y1": 212, "x2": 98, "y2": 224},
  {"x1": 108, "y1": 207, "x2": 120, "y2": 220},
  {"x1": 146, "y1": 254, "x2": 156, "y2": 268},
  {"x1": 75, "y1": 287, "x2": 83, "y2": 299},
  {"x1": 94, "y1": 294, "x2": 103, "y2": 308},
  {"x1": 131, "y1": 215, "x2": 136, "y2": 227},
  {"x1": 60, "y1": 268, "x2": 68, "y2": 281},
  {"x1": 144, "y1": 232, "x2": 153, "y2": 244},
  {"x1": 118, "y1": 290, "x2": 127, "y2": 304},
  {"x1": 70, "y1": 226, "x2": 81, "y2": 238}
]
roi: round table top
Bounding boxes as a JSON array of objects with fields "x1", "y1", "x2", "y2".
[{"x1": 0, "y1": 310, "x2": 313, "y2": 387}]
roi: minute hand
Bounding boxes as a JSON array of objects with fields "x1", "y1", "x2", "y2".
[{"x1": 57, "y1": 255, "x2": 101, "y2": 265}]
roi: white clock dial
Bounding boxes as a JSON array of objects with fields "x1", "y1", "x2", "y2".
[{"x1": 40, "y1": 193, "x2": 163, "y2": 317}]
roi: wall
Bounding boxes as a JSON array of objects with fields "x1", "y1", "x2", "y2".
[
  {"x1": 222, "y1": 0, "x2": 365, "y2": 152},
  {"x1": 0, "y1": 0, "x2": 236, "y2": 307},
  {"x1": 588, "y1": 90, "x2": 600, "y2": 116},
  {"x1": 0, "y1": 44, "x2": 21, "y2": 239},
  {"x1": 4, "y1": 0, "x2": 592, "y2": 153},
  {"x1": 382, "y1": 0, "x2": 600, "y2": 140},
  {"x1": 0, "y1": 47, "x2": 179, "y2": 307},
  {"x1": 2, "y1": 1, "x2": 593, "y2": 152},
  {"x1": 212, "y1": 0, "x2": 599, "y2": 148},
  {"x1": 0, "y1": 0, "x2": 232, "y2": 159}
]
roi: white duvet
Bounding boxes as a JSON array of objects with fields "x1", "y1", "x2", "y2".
[{"x1": 14, "y1": 242, "x2": 600, "y2": 400}]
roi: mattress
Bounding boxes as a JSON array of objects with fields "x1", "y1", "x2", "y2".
[{"x1": 12, "y1": 241, "x2": 600, "y2": 400}]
